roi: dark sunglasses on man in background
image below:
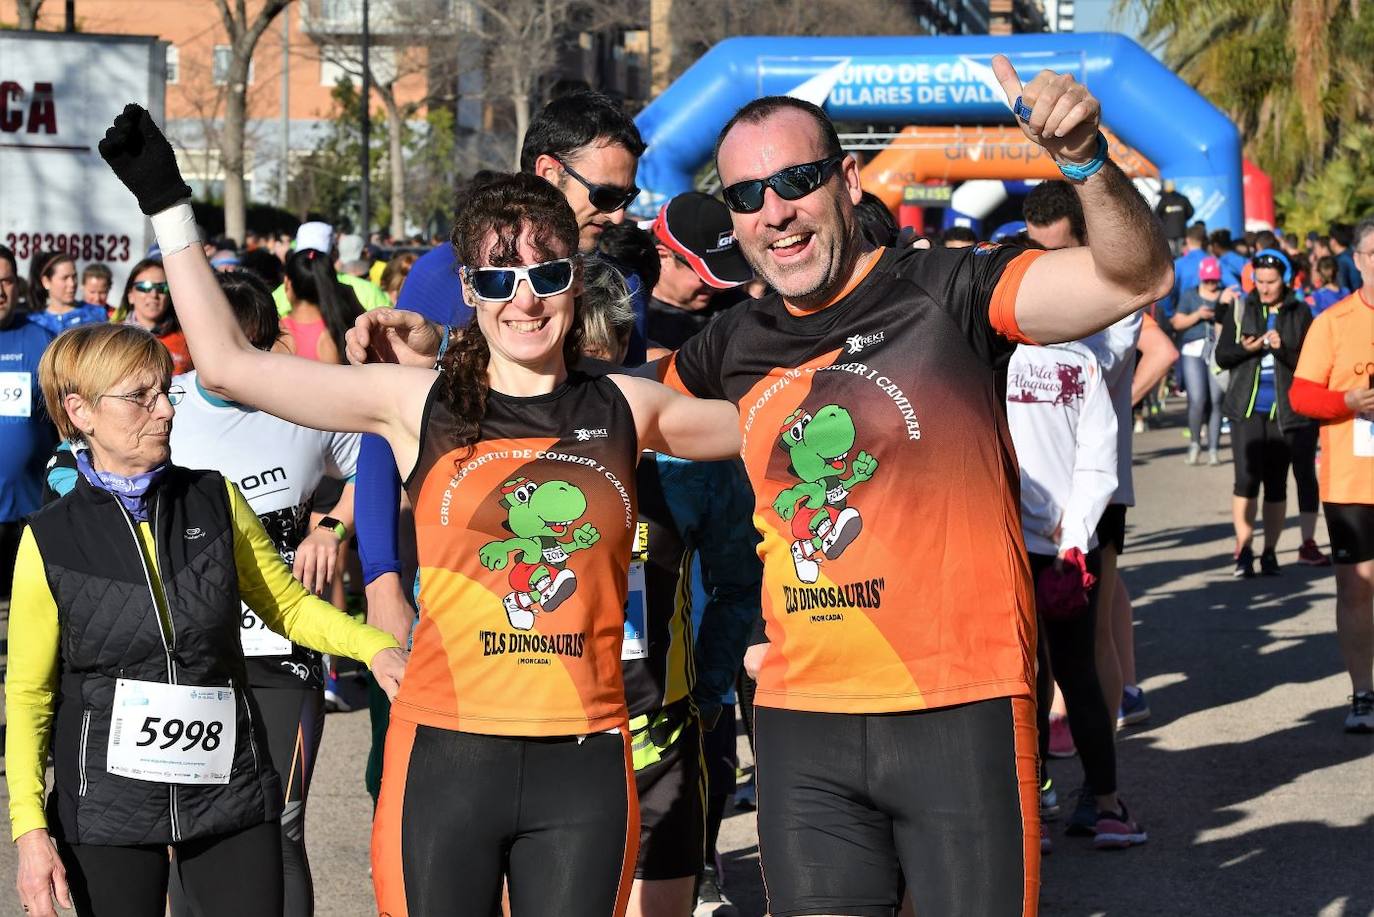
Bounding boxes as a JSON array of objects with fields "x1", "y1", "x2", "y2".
[
  {"x1": 464, "y1": 259, "x2": 576, "y2": 302},
  {"x1": 553, "y1": 156, "x2": 640, "y2": 214},
  {"x1": 722, "y1": 154, "x2": 846, "y2": 214}
]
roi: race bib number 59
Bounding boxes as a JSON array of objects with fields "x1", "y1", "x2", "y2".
[
  {"x1": 107, "y1": 679, "x2": 236, "y2": 784},
  {"x1": 0, "y1": 371, "x2": 32, "y2": 418}
]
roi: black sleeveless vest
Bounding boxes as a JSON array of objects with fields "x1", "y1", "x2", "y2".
[{"x1": 26, "y1": 467, "x2": 281, "y2": 845}]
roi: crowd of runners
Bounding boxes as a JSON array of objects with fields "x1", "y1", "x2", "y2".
[{"x1": 1, "y1": 52, "x2": 1372, "y2": 917}]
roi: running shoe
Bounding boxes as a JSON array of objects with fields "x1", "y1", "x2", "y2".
[
  {"x1": 1118, "y1": 684, "x2": 1152, "y2": 727},
  {"x1": 1345, "y1": 691, "x2": 1374, "y2": 734},
  {"x1": 1065, "y1": 785, "x2": 1097, "y2": 836},
  {"x1": 733, "y1": 775, "x2": 756, "y2": 812},
  {"x1": 1133, "y1": 417, "x2": 1146, "y2": 434},
  {"x1": 1047, "y1": 713, "x2": 1076, "y2": 758},
  {"x1": 1093, "y1": 800, "x2": 1148, "y2": 850},
  {"x1": 1208, "y1": 450, "x2": 1221, "y2": 466},
  {"x1": 1221, "y1": 418, "x2": 1231, "y2": 436},
  {"x1": 1185, "y1": 443, "x2": 1201, "y2": 465},
  {"x1": 1259, "y1": 549, "x2": 1281, "y2": 576},
  {"x1": 694, "y1": 863, "x2": 738, "y2": 917},
  {"x1": 1298, "y1": 540, "x2": 1332, "y2": 567},
  {"x1": 1041, "y1": 821, "x2": 1054, "y2": 855},
  {"x1": 1233, "y1": 545, "x2": 1255, "y2": 579},
  {"x1": 1041, "y1": 777, "x2": 1061, "y2": 820},
  {"x1": 323, "y1": 667, "x2": 355, "y2": 713}
]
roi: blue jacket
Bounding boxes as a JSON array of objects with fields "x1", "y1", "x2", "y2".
[
  {"x1": 0, "y1": 314, "x2": 57, "y2": 522},
  {"x1": 1335, "y1": 249, "x2": 1363, "y2": 293}
]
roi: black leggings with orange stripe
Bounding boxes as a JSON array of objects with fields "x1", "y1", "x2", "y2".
[
  {"x1": 372, "y1": 721, "x2": 638, "y2": 917},
  {"x1": 755, "y1": 697, "x2": 1039, "y2": 917}
]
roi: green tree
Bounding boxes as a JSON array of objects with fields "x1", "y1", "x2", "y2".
[
  {"x1": 1132, "y1": 0, "x2": 1374, "y2": 226},
  {"x1": 289, "y1": 79, "x2": 460, "y2": 240},
  {"x1": 287, "y1": 80, "x2": 384, "y2": 229}
]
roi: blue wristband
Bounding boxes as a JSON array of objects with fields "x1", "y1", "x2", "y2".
[{"x1": 1057, "y1": 131, "x2": 1109, "y2": 183}]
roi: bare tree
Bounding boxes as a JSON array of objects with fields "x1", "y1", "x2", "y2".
[
  {"x1": 461, "y1": 0, "x2": 638, "y2": 169},
  {"x1": 309, "y1": 1, "x2": 457, "y2": 240},
  {"x1": 662, "y1": 0, "x2": 926, "y2": 87},
  {"x1": 211, "y1": 0, "x2": 293, "y2": 245},
  {"x1": 16, "y1": 0, "x2": 44, "y2": 29}
]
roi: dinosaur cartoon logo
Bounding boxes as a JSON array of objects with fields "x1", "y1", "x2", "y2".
[
  {"x1": 479, "y1": 477, "x2": 600, "y2": 630},
  {"x1": 771, "y1": 404, "x2": 879, "y2": 583}
]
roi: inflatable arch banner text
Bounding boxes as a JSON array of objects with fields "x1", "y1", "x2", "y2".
[{"x1": 634, "y1": 34, "x2": 1244, "y2": 233}]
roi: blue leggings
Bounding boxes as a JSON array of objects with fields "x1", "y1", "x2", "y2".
[{"x1": 1180, "y1": 354, "x2": 1224, "y2": 449}]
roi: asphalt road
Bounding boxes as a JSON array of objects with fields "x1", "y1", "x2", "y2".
[{"x1": 2, "y1": 409, "x2": 1372, "y2": 916}]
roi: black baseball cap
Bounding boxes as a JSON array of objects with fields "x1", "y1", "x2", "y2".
[{"x1": 651, "y1": 192, "x2": 753, "y2": 289}]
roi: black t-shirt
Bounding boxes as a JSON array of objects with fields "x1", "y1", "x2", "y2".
[{"x1": 664, "y1": 243, "x2": 1043, "y2": 715}]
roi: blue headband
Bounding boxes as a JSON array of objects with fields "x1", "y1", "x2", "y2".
[{"x1": 1251, "y1": 247, "x2": 1293, "y2": 284}]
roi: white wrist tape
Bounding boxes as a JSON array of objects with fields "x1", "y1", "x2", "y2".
[{"x1": 149, "y1": 200, "x2": 200, "y2": 256}]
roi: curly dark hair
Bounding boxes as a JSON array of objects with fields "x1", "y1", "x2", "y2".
[{"x1": 441, "y1": 172, "x2": 584, "y2": 459}]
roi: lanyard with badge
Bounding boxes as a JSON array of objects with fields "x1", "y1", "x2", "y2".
[
  {"x1": 0, "y1": 370, "x2": 31, "y2": 418},
  {"x1": 622, "y1": 522, "x2": 649, "y2": 661},
  {"x1": 107, "y1": 680, "x2": 237, "y2": 784}
]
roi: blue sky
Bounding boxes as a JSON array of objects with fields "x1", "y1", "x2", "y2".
[{"x1": 1073, "y1": 0, "x2": 1149, "y2": 40}]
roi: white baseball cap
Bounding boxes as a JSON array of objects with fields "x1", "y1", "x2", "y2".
[{"x1": 295, "y1": 221, "x2": 335, "y2": 254}]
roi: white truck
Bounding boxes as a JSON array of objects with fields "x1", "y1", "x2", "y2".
[{"x1": 1, "y1": 30, "x2": 167, "y2": 295}]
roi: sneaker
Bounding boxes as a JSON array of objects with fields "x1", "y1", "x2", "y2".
[
  {"x1": 694, "y1": 863, "x2": 738, "y2": 917},
  {"x1": 1040, "y1": 777, "x2": 1061, "y2": 820},
  {"x1": 1298, "y1": 540, "x2": 1332, "y2": 567},
  {"x1": 323, "y1": 687, "x2": 355, "y2": 713},
  {"x1": 1259, "y1": 549, "x2": 1281, "y2": 576},
  {"x1": 1233, "y1": 545, "x2": 1255, "y2": 579},
  {"x1": 733, "y1": 776, "x2": 756, "y2": 811},
  {"x1": 1041, "y1": 821, "x2": 1054, "y2": 855},
  {"x1": 1221, "y1": 418, "x2": 1231, "y2": 436},
  {"x1": 1047, "y1": 713, "x2": 1076, "y2": 758},
  {"x1": 1133, "y1": 417, "x2": 1146, "y2": 434},
  {"x1": 1185, "y1": 443, "x2": 1201, "y2": 465},
  {"x1": 1094, "y1": 800, "x2": 1148, "y2": 850},
  {"x1": 1118, "y1": 685, "x2": 1152, "y2": 727},
  {"x1": 1065, "y1": 785, "x2": 1097, "y2": 836},
  {"x1": 1208, "y1": 450, "x2": 1221, "y2": 466},
  {"x1": 1345, "y1": 691, "x2": 1374, "y2": 733}
]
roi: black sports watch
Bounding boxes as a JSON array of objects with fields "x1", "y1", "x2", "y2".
[{"x1": 318, "y1": 516, "x2": 347, "y2": 540}]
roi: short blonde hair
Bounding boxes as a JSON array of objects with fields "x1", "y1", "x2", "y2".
[{"x1": 38, "y1": 324, "x2": 174, "y2": 441}]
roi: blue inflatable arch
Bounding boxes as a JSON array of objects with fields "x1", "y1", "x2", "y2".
[{"x1": 634, "y1": 33, "x2": 1243, "y2": 233}]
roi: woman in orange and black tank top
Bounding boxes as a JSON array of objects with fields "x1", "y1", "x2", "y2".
[{"x1": 105, "y1": 109, "x2": 744, "y2": 917}]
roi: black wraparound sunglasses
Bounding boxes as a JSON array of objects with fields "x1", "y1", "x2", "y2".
[
  {"x1": 722, "y1": 155, "x2": 846, "y2": 214},
  {"x1": 553, "y1": 156, "x2": 640, "y2": 214}
]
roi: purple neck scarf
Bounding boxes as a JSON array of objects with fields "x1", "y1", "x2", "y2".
[{"x1": 76, "y1": 449, "x2": 167, "y2": 523}]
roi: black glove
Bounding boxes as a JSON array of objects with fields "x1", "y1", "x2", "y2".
[{"x1": 98, "y1": 103, "x2": 192, "y2": 216}]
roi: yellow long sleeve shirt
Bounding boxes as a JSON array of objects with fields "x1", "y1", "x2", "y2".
[{"x1": 5, "y1": 479, "x2": 399, "y2": 841}]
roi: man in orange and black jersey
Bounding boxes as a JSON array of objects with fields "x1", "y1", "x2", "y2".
[
  {"x1": 1290, "y1": 216, "x2": 1374, "y2": 733},
  {"x1": 661, "y1": 58, "x2": 1173, "y2": 916}
]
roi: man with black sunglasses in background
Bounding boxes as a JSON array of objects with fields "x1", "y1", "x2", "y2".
[{"x1": 657, "y1": 56, "x2": 1173, "y2": 917}]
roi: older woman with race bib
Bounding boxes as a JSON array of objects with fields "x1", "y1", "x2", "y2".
[{"x1": 6, "y1": 322, "x2": 406, "y2": 917}]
